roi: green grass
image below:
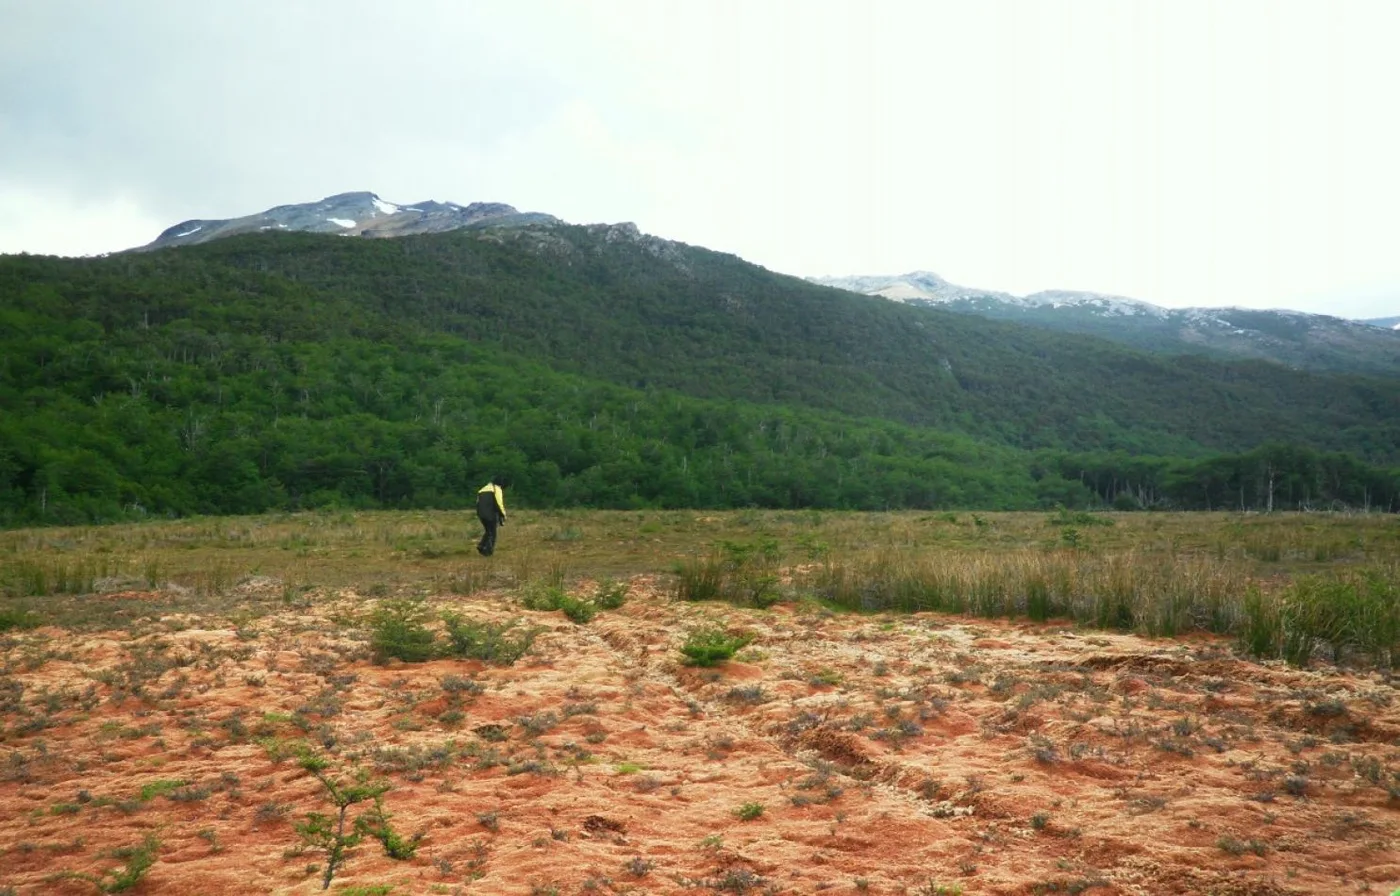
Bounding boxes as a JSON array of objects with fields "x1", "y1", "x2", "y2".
[
  {"x1": 1, "y1": 509, "x2": 1396, "y2": 668},
  {"x1": 0, "y1": 606, "x2": 40, "y2": 631},
  {"x1": 137, "y1": 779, "x2": 190, "y2": 802}
]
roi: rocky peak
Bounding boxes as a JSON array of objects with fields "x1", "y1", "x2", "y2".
[{"x1": 137, "y1": 192, "x2": 559, "y2": 251}]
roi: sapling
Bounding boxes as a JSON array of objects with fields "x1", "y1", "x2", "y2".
[{"x1": 294, "y1": 752, "x2": 389, "y2": 890}]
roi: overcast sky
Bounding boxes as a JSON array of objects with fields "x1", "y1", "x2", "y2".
[{"x1": 2, "y1": 0, "x2": 1398, "y2": 317}]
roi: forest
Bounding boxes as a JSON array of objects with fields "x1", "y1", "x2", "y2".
[{"x1": 2, "y1": 225, "x2": 1398, "y2": 524}]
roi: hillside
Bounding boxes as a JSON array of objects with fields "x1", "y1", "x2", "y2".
[
  {"x1": 816, "y1": 272, "x2": 1400, "y2": 379},
  {"x1": 3, "y1": 223, "x2": 1400, "y2": 522},
  {"x1": 118, "y1": 227, "x2": 1400, "y2": 454}
]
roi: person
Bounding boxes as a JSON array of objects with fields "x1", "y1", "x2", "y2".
[{"x1": 476, "y1": 478, "x2": 507, "y2": 556}]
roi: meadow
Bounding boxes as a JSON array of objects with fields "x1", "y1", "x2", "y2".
[
  {"x1": 3, "y1": 509, "x2": 1396, "y2": 668},
  {"x1": 0, "y1": 509, "x2": 1397, "y2": 895}
]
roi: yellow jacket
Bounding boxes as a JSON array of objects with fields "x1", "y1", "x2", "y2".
[{"x1": 478, "y1": 483, "x2": 506, "y2": 519}]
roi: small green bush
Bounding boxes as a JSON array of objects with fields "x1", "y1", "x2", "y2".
[
  {"x1": 594, "y1": 580, "x2": 629, "y2": 610},
  {"x1": 735, "y1": 802, "x2": 764, "y2": 821},
  {"x1": 521, "y1": 585, "x2": 598, "y2": 624},
  {"x1": 559, "y1": 596, "x2": 597, "y2": 624},
  {"x1": 441, "y1": 613, "x2": 538, "y2": 664},
  {"x1": 681, "y1": 627, "x2": 753, "y2": 667},
  {"x1": 369, "y1": 599, "x2": 435, "y2": 663}
]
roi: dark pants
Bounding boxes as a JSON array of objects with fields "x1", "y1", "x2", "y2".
[{"x1": 476, "y1": 492, "x2": 501, "y2": 556}]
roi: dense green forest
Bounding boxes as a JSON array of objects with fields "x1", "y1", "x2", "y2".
[{"x1": 2, "y1": 225, "x2": 1398, "y2": 524}]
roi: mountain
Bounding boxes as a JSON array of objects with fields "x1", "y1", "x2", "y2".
[
  {"x1": 807, "y1": 271, "x2": 1017, "y2": 304},
  {"x1": 138, "y1": 191, "x2": 557, "y2": 251},
  {"x1": 814, "y1": 273, "x2": 1400, "y2": 379},
  {"x1": 3, "y1": 210, "x2": 1399, "y2": 523},
  {"x1": 1361, "y1": 315, "x2": 1400, "y2": 330}
]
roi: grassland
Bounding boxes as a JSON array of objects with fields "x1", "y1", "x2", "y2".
[
  {"x1": 0, "y1": 510, "x2": 1397, "y2": 894},
  {"x1": 2, "y1": 509, "x2": 1395, "y2": 667}
]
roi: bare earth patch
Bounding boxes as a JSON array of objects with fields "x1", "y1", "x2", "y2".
[{"x1": 1, "y1": 579, "x2": 1396, "y2": 895}]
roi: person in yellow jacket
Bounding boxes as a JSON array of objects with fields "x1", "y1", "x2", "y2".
[{"x1": 476, "y1": 479, "x2": 507, "y2": 556}]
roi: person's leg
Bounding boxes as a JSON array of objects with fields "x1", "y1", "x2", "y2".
[{"x1": 480, "y1": 517, "x2": 497, "y2": 555}]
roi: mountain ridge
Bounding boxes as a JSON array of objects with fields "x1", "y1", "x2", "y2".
[
  {"x1": 814, "y1": 272, "x2": 1400, "y2": 378},
  {"x1": 139, "y1": 191, "x2": 558, "y2": 251},
  {"x1": 134, "y1": 191, "x2": 1400, "y2": 351}
]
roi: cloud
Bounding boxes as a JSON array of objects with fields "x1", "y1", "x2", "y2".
[
  {"x1": 1, "y1": 0, "x2": 1397, "y2": 316},
  {"x1": 0, "y1": 182, "x2": 163, "y2": 256}
]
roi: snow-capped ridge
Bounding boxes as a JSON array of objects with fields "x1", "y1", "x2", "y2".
[
  {"x1": 1019, "y1": 290, "x2": 1170, "y2": 318},
  {"x1": 811, "y1": 271, "x2": 1014, "y2": 304},
  {"x1": 137, "y1": 192, "x2": 562, "y2": 250},
  {"x1": 817, "y1": 270, "x2": 1400, "y2": 378},
  {"x1": 815, "y1": 272, "x2": 1389, "y2": 327}
]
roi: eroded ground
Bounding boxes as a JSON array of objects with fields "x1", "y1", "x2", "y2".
[{"x1": 1, "y1": 578, "x2": 1397, "y2": 895}]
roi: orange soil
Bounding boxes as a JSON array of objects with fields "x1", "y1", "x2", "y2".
[{"x1": 1, "y1": 578, "x2": 1397, "y2": 895}]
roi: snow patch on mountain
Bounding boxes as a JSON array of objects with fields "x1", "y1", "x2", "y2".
[
  {"x1": 1020, "y1": 290, "x2": 1170, "y2": 318},
  {"x1": 137, "y1": 191, "x2": 563, "y2": 251},
  {"x1": 811, "y1": 271, "x2": 1015, "y2": 304},
  {"x1": 815, "y1": 270, "x2": 1400, "y2": 378},
  {"x1": 812, "y1": 273, "x2": 1168, "y2": 317},
  {"x1": 814, "y1": 272, "x2": 1386, "y2": 330}
]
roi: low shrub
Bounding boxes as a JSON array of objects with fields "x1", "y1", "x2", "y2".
[
  {"x1": 368, "y1": 599, "x2": 435, "y2": 663},
  {"x1": 521, "y1": 585, "x2": 598, "y2": 624},
  {"x1": 441, "y1": 614, "x2": 539, "y2": 665},
  {"x1": 735, "y1": 801, "x2": 764, "y2": 821},
  {"x1": 681, "y1": 627, "x2": 753, "y2": 667},
  {"x1": 594, "y1": 580, "x2": 629, "y2": 610}
]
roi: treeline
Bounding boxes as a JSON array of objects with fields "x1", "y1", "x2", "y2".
[
  {"x1": 0, "y1": 329, "x2": 1078, "y2": 524},
  {"x1": 1043, "y1": 447, "x2": 1400, "y2": 512},
  {"x1": 2, "y1": 320, "x2": 1395, "y2": 524}
]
